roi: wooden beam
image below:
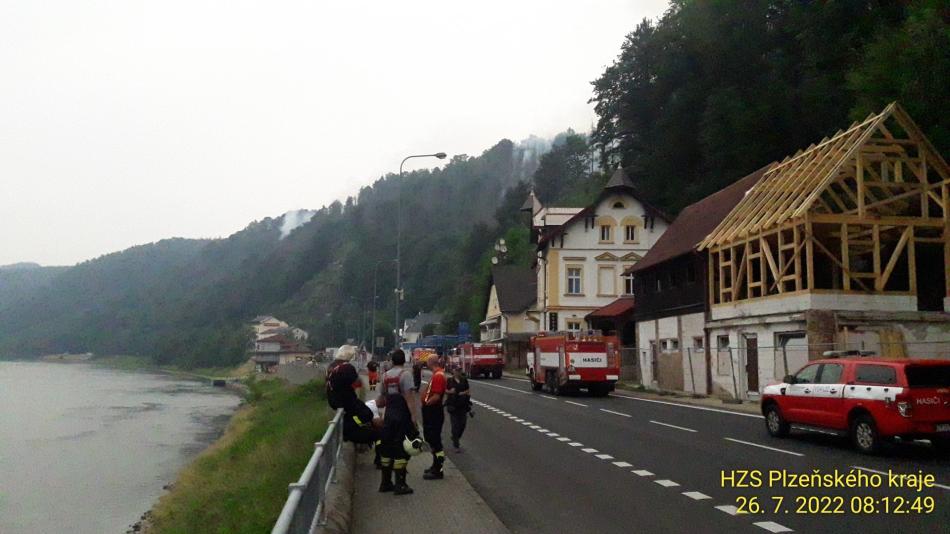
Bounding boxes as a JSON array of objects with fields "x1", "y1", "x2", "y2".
[
  {"x1": 907, "y1": 228, "x2": 916, "y2": 294},
  {"x1": 769, "y1": 235, "x2": 806, "y2": 293},
  {"x1": 807, "y1": 227, "x2": 873, "y2": 292},
  {"x1": 794, "y1": 225, "x2": 803, "y2": 291},
  {"x1": 841, "y1": 223, "x2": 850, "y2": 290},
  {"x1": 805, "y1": 220, "x2": 815, "y2": 290},
  {"x1": 878, "y1": 226, "x2": 911, "y2": 290},
  {"x1": 873, "y1": 224, "x2": 881, "y2": 285},
  {"x1": 810, "y1": 213, "x2": 946, "y2": 227},
  {"x1": 857, "y1": 155, "x2": 865, "y2": 216}
]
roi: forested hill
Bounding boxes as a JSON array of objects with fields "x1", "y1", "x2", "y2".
[{"x1": 1, "y1": 1, "x2": 945, "y2": 368}]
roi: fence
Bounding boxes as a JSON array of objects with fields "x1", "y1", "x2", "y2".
[{"x1": 272, "y1": 408, "x2": 345, "y2": 534}]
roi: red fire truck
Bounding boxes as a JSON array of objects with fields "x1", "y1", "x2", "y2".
[
  {"x1": 411, "y1": 347, "x2": 439, "y2": 367},
  {"x1": 457, "y1": 342, "x2": 504, "y2": 379},
  {"x1": 528, "y1": 332, "x2": 620, "y2": 396}
]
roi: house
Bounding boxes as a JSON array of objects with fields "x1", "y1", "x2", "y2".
[
  {"x1": 627, "y1": 165, "x2": 771, "y2": 394},
  {"x1": 480, "y1": 265, "x2": 538, "y2": 368},
  {"x1": 402, "y1": 312, "x2": 443, "y2": 344},
  {"x1": 258, "y1": 326, "x2": 309, "y2": 341},
  {"x1": 698, "y1": 103, "x2": 949, "y2": 399},
  {"x1": 533, "y1": 168, "x2": 671, "y2": 333},
  {"x1": 250, "y1": 315, "x2": 289, "y2": 339},
  {"x1": 250, "y1": 334, "x2": 313, "y2": 372}
]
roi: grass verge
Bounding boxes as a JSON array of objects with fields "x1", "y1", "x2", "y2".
[{"x1": 149, "y1": 377, "x2": 331, "y2": 534}]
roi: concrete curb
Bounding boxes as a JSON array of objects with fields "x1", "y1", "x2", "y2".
[{"x1": 315, "y1": 442, "x2": 356, "y2": 534}]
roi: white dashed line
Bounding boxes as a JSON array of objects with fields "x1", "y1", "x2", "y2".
[
  {"x1": 654, "y1": 479, "x2": 680, "y2": 487},
  {"x1": 546, "y1": 432, "x2": 560, "y2": 437},
  {"x1": 521, "y1": 421, "x2": 533, "y2": 425},
  {"x1": 565, "y1": 401, "x2": 588, "y2": 407},
  {"x1": 556, "y1": 437, "x2": 571, "y2": 442},
  {"x1": 599, "y1": 408, "x2": 632, "y2": 418},
  {"x1": 649, "y1": 420, "x2": 698, "y2": 433},
  {"x1": 851, "y1": 466, "x2": 950, "y2": 491},
  {"x1": 682, "y1": 491, "x2": 712, "y2": 500},
  {"x1": 568, "y1": 442, "x2": 584, "y2": 447},
  {"x1": 470, "y1": 380, "x2": 531, "y2": 394},
  {"x1": 612, "y1": 461, "x2": 633, "y2": 468},
  {"x1": 714, "y1": 505, "x2": 740, "y2": 516},
  {"x1": 581, "y1": 448, "x2": 599, "y2": 453},
  {"x1": 536, "y1": 428, "x2": 549, "y2": 433},
  {"x1": 595, "y1": 454, "x2": 614, "y2": 460},
  {"x1": 753, "y1": 521, "x2": 794, "y2": 533},
  {"x1": 609, "y1": 393, "x2": 763, "y2": 419},
  {"x1": 632, "y1": 470, "x2": 654, "y2": 477},
  {"x1": 723, "y1": 438, "x2": 804, "y2": 457},
  {"x1": 540, "y1": 395, "x2": 557, "y2": 400},
  {"x1": 528, "y1": 425, "x2": 540, "y2": 429}
]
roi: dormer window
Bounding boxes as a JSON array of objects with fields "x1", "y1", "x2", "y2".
[{"x1": 612, "y1": 201, "x2": 625, "y2": 209}]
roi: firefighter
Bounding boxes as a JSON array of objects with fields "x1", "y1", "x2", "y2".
[
  {"x1": 366, "y1": 360, "x2": 380, "y2": 387},
  {"x1": 445, "y1": 365, "x2": 472, "y2": 452},
  {"x1": 326, "y1": 345, "x2": 375, "y2": 445},
  {"x1": 421, "y1": 353, "x2": 447, "y2": 480},
  {"x1": 377, "y1": 349, "x2": 419, "y2": 495}
]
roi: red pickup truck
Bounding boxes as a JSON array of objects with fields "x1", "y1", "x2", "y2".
[{"x1": 761, "y1": 357, "x2": 950, "y2": 454}]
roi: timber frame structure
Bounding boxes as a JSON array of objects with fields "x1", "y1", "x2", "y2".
[{"x1": 699, "y1": 103, "x2": 950, "y2": 310}]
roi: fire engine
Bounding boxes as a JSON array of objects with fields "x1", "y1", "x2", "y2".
[
  {"x1": 528, "y1": 332, "x2": 620, "y2": 396},
  {"x1": 411, "y1": 347, "x2": 439, "y2": 367},
  {"x1": 456, "y1": 342, "x2": 504, "y2": 379}
]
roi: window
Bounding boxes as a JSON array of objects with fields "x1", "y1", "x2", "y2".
[
  {"x1": 693, "y1": 336, "x2": 705, "y2": 352},
  {"x1": 686, "y1": 263, "x2": 696, "y2": 283},
  {"x1": 661, "y1": 338, "x2": 679, "y2": 352},
  {"x1": 655, "y1": 275, "x2": 662, "y2": 292},
  {"x1": 623, "y1": 272, "x2": 635, "y2": 295},
  {"x1": 817, "y1": 363, "x2": 843, "y2": 384},
  {"x1": 905, "y1": 364, "x2": 950, "y2": 388},
  {"x1": 624, "y1": 225, "x2": 637, "y2": 242},
  {"x1": 598, "y1": 266, "x2": 616, "y2": 296},
  {"x1": 855, "y1": 365, "x2": 897, "y2": 385},
  {"x1": 566, "y1": 320, "x2": 582, "y2": 333},
  {"x1": 612, "y1": 201, "x2": 625, "y2": 209},
  {"x1": 717, "y1": 335, "x2": 730, "y2": 350},
  {"x1": 668, "y1": 270, "x2": 677, "y2": 288},
  {"x1": 600, "y1": 224, "x2": 612, "y2": 242},
  {"x1": 794, "y1": 364, "x2": 820, "y2": 384},
  {"x1": 548, "y1": 313, "x2": 558, "y2": 331},
  {"x1": 566, "y1": 267, "x2": 582, "y2": 295}
]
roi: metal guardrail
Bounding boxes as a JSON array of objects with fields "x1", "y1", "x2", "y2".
[{"x1": 272, "y1": 408, "x2": 345, "y2": 534}]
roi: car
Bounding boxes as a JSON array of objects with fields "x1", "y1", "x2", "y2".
[{"x1": 760, "y1": 356, "x2": 950, "y2": 454}]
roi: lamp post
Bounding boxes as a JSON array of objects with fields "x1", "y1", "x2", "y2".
[
  {"x1": 395, "y1": 152, "x2": 447, "y2": 349},
  {"x1": 371, "y1": 258, "x2": 397, "y2": 358}
]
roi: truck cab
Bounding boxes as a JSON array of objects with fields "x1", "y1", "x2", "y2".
[{"x1": 528, "y1": 332, "x2": 620, "y2": 396}]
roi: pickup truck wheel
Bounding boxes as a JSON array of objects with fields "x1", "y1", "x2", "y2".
[
  {"x1": 850, "y1": 414, "x2": 880, "y2": 454},
  {"x1": 763, "y1": 404, "x2": 790, "y2": 437}
]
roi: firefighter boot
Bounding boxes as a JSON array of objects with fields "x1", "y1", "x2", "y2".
[
  {"x1": 393, "y1": 468, "x2": 414, "y2": 495},
  {"x1": 423, "y1": 454, "x2": 444, "y2": 480},
  {"x1": 378, "y1": 459, "x2": 394, "y2": 493}
]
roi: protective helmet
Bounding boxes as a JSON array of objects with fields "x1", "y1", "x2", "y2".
[{"x1": 403, "y1": 436, "x2": 424, "y2": 456}]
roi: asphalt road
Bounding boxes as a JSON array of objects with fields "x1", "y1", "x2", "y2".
[{"x1": 442, "y1": 376, "x2": 950, "y2": 533}]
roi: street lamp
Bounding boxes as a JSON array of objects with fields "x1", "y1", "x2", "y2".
[
  {"x1": 395, "y1": 152, "x2": 447, "y2": 349},
  {"x1": 371, "y1": 258, "x2": 397, "y2": 357}
]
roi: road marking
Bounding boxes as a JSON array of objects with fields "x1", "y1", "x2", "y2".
[
  {"x1": 528, "y1": 425, "x2": 540, "y2": 429},
  {"x1": 609, "y1": 393, "x2": 763, "y2": 419},
  {"x1": 753, "y1": 521, "x2": 794, "y2": 533},
  {"x1": 540, "y1": 395, "x2": 557, "y2": 400},
  {"x1": 556, "y1": 437, "x2": 571, "y2": 442},
  {"x1": 568, "y1": 442, "x2": 584, "y2": 447},
  {"x1": 595, "y1": 454, "x2": 614, "y2": 460},
  {"x1": 612, "y1": 461, "x2": 633, "y2": 468},
  {"x1": 723, "y1": 438, "x2": 804, "y2": 457},
  {"x1": 471, "y1": 380, "x2": 531, "y2": 395},
  {"x1": 632, "y1": 470, "x2": 654, "y2": 477},
  {"x1": 682, "y1": 491, "x2": 711, "y2": 500},
  {"x1": 599, "y1": 409, "x2": 632, "y2": 418},
  {"x1": 521, "y1": 421, "x2": 533, "y2": 425},
  {"x1": 546, "y1": 432, "x2": 560, "y2": 437},
  {"x1": 581, "y1": 448, "x2": 598, "y2": 453},
  {"x1": 536, "y1": 428, "x2": 549, "y2": 432},
  {"x1": 649, "y1": 420, "x2": 698, "y2": 433},
  {"x1": 715, "y1": 505, "x2": 740, "y2": 516},
  {"x1": 565, "y1": 400, "x2": 588, "y2": 407},
  {"x1": 512, "y1": 418, "x2": 524, "y2": 422},
  {"x1": 654, "y1": 479, "x2": 680, "y2": 487},
  {"x1": 851, "y1": 466, "x2": 950, "y2": 491}
]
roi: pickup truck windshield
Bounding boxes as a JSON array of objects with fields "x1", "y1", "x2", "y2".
[{"x1": 905, "y1": 364, "x2": 950, "y2": 388}]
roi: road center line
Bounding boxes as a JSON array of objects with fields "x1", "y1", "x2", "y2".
[
  {"x1": 565, "y1": 400, "x2": 588, "y2": 407},
  {"x1": 472, "y1": 380, "x2": 531, "y2": 395},
  {"x1": 649, "y1": 420, "x2": 698, "y2": 433},
  {"x1": 851, "y1": 466, "x2": 950, "y2": 491},
  {"x1": 753, "y1": 521, "x2": 794, "y2": 533},
  {"x1": 723, "y1": 438, "x2": 804, "y2": 457},
  {"x1": 599, "y1": 408, "x2": 632, "y2": 418}
]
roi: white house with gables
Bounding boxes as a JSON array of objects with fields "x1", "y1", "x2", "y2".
[{"x1": 532, "y1": 169, "x2": 670, "y2": 333}]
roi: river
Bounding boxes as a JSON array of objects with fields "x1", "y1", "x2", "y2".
[{"x1": 0, "y1": 361, "x2": 241, "y2": 534}]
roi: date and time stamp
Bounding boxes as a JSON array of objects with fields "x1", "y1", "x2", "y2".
[{"x1": 722, "y1": 469, "x2": 941, "y2": 515}]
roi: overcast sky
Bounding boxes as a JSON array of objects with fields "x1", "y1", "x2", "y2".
[{"x1": 0, "y1": 0, "x2": 668, "y2": 266}]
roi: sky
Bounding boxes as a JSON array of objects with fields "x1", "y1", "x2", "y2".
[{"x1": 0, "y1": 0, "x2": 669, "y2": 266}]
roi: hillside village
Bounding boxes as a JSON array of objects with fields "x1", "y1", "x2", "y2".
[{"x1": 482, "y1": 102, "x2": 950, "y2": 401}]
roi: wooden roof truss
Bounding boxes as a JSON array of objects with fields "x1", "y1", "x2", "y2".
[{"x1": 702, "y1": 103, "x2": 950, "y2": 307}]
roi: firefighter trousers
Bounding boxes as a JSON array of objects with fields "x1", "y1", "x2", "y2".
[{"x1": 422, "y1": 403, "x2": 444, "y2": 455}]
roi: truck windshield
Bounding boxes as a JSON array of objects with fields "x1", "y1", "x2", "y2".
[{"x1": 904, "y1": 365, "x2": 950, "y2": 388}]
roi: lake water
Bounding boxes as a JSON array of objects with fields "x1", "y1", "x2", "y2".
[{"x1": 0, "y1": 361, "x2": 241, "y2": 534}]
